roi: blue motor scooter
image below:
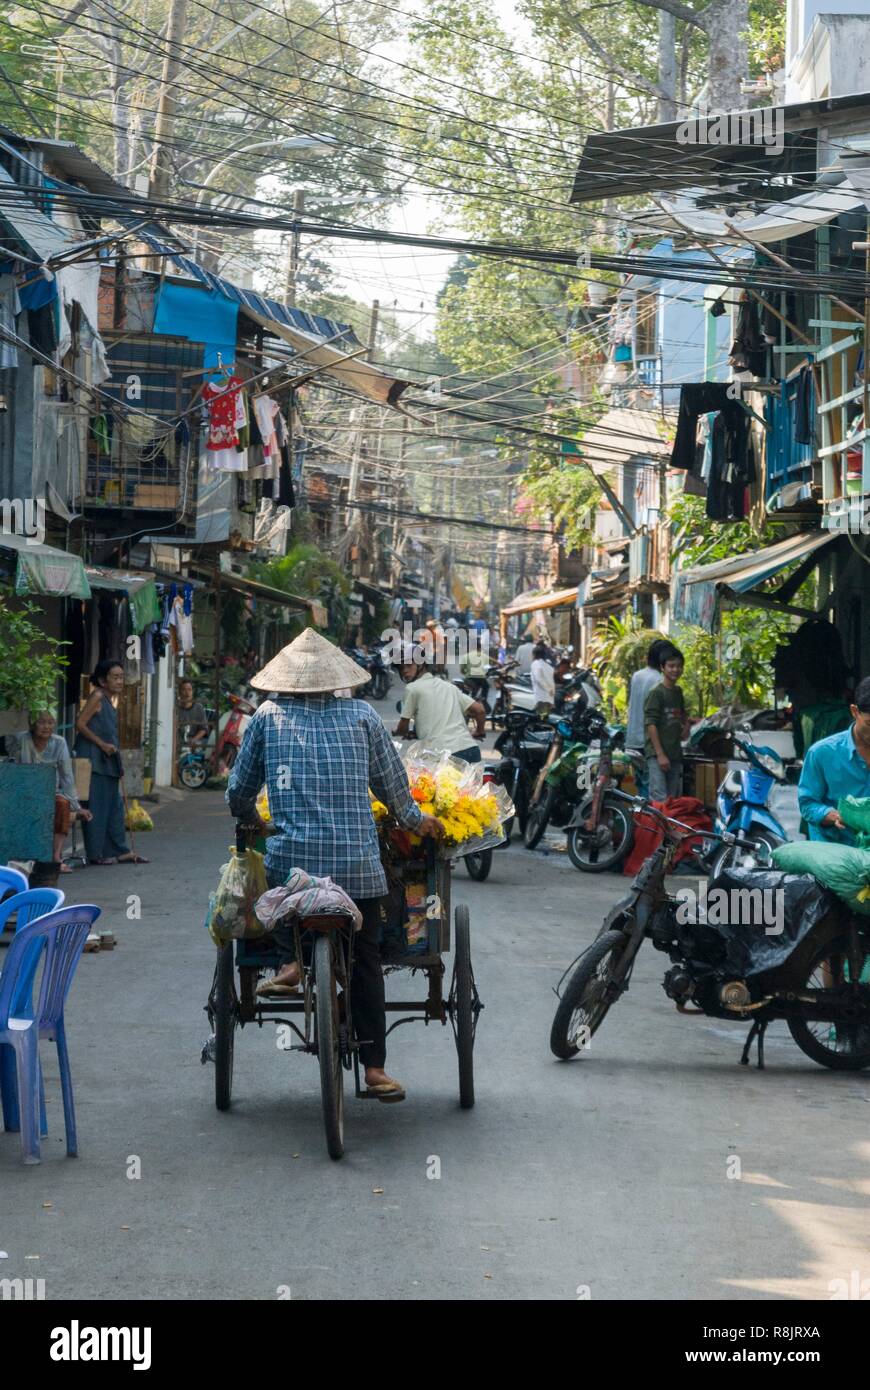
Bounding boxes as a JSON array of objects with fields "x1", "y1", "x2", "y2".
[{"x1": 709, "y1": 735, "x2": 788, "y2": 876}]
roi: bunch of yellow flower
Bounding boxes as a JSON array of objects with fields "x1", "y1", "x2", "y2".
[
  {"x1": 369, "y1": 744, "x2": 513, "y2": 856},
  {"x1": 439, "y1": 789, "x2": 501, "y2": 845}
]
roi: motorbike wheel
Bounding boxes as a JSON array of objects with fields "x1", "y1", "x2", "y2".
[
  {"x1": 221, "y1": 744, "x2": 238, "y2": 772},
  {"x1": 371, "y1": 670, "x2": 389, "y2": 701},
  {"x1": 787, "y1": 931, "x2": 870, "y2": 1070},
  {"x1": 179, "y1": 757, "x2": 208, "y2": 790},
  {"x1": 464, "y1": 849, "x2": 493, "y2": 881},
  {"x1": 710, "y1": 830, "x2": 783, "y2": 879},
  {"x1": 567, "y1": 794, "x2": 634, "y2": 873},
  {"x1": 550, "y1": 929, "x2": 632, "y2": 1059},
  {"x1": 524, "y1": 784, "x2": 556, "y2": 850}
]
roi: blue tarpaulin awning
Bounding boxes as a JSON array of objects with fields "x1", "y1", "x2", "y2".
[
  {"x1": 140, "y1": 232, "x2": 410, "y2": 407},
  {"x1": 153, "y1": 281, "x2": 238, "y2": 371}
]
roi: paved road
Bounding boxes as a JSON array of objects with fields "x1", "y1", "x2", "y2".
[{"x1": 3, "y1": 706, "x2": 870, "y2": 1300}]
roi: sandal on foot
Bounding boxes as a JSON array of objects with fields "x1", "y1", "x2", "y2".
[
  {"x1": 364, "y1": 1081, "x2": 406, "y2": 1103},
  {"x1": 256, "y1": 977, "x2": 300, "y2": 997},
  {"x1": 117, "y1": 854, "x2": 149, "y2": 864}
]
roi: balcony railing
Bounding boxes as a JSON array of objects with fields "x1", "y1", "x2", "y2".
[{"x1": 86, "y1": 333, "x2": 202, "y2": 522}]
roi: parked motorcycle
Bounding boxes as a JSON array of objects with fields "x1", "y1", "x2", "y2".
[
  {"x1": 491, "y1": 709, "x2": 553, "y2": 839},
  {"x1": 366, "y1": 642, "x2": 393, "y2": 701},
  {"x1": 565, "y1": 718, "x2": 639, "y2": 872},
  {"x1": 550, "y1": 795, "x2": 870, "y2": 1071},
  {"x1": 506, "y1": 665, "x2": 602, "y2": 718},
  {"x1": 177, "y1": 691, "x2": 256, "y2": 787},
  {"x1": 524, "y1": 701, "x2": 603, "y2": 850},
  {"x1": 709, "y1": 735, "x2": 788, "y2": 877}
]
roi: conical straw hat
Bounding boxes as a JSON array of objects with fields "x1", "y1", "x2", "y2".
[{"x1": 250, "y1": 628, "x2": 370, "y2": 694}]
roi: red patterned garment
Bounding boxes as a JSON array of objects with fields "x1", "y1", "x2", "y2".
[{"x1": 203, "y1": 375, "x2": 242, "y2": 450}]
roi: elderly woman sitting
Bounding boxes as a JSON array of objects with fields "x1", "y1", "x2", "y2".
[{"x1": 8, "y1": 711, "x2": 92, "y2": 871}]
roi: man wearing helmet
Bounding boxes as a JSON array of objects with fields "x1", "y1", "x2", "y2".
[{"x1": 393, "y1": 644, "x2": 487, "y2": 763}]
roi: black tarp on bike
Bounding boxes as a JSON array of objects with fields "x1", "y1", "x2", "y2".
[{"x1": 678, "y1": 868, "x2": 837, "y2": 980}]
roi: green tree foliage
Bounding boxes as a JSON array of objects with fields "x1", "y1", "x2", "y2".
[
  {"x1": 667, "y1": 495, "x2": 803, "y2": 714},
  {"x1": 0, "y1": 590, "x2": 68, "y2": 711},
  {"x1": 0, "y1": 0, "x2": 398, "y2": 297},
  {"x1": 249, "y1": 542, "x2": 351, "y2": 640}
]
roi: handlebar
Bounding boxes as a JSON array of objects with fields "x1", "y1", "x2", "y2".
[{"x1": 608, "y1": 789, "x2": 772, "y2": 853}]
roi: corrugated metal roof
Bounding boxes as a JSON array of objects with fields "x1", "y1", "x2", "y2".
[
  {"x1": 570, "y1": 91, "x2": 870, "y2": 204},
  {"x1": 24, "y1": 139, "x2": 132, "y2": 201},
  {"x1": 139, "y1": 232, "x2": 357, "y2": 347},
  {"x1": 0, "y1": 164, "x2": 70, "y2": 262}
]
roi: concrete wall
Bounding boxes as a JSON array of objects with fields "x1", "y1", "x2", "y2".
[
  {"x1": 787, "y1": 1, "x2": 870, "y2": 74},
  {"x1": 789, "y1": 13, "x2": 870, "y2": 108}
]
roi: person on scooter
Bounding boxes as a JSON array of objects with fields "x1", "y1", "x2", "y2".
[
  {"x1": 176, "y1": 678, "x2": 209, "y2": 749},
  {"x1": 393, "y1": 644, "x2": 487, "y2": 763},
  {"x1": 798, "y1": 675, "x2": 870, "y2": 844}
]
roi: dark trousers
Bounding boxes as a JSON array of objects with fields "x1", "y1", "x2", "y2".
[
  {"x1": 268, "y1": 872, "x2": 387, "y2": 1069},
  {"x1": 82, "y1": 772, "x2": 130, "y2": 861},
  {"x1": 453, "y1": 745, "x2": 482, "y2": 764}
]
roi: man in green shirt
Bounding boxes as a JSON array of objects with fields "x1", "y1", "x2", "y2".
[{"x1": 644, "y1": 643, "x2": 689, "y2": 802}]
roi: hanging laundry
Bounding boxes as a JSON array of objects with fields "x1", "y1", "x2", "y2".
[
  {"x1": 254, "y1": 395, "x2": 280, "y2": 461},
  {"x1": 730, "y1": 293, "x2": 767, "y2": 377},
  {"x1": 140, "y1": 622, "x2": 157, "y2": 677},
  {"x1": 168, "y1": 594, "x2": 194, "y2": 655},
  {"x1": 670, "y1": 383, "x2": 735, "y2": 470},
  {"x1": 203, "y1": 374, "x2": 247, "y2": 471}
]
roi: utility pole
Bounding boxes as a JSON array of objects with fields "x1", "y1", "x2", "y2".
[
  {"x1": 285, "y1": 188, "x2": 304, "y2": 306},
  {"x1": 366, "y1": 300, "x2": 380, "y2": 362},
  {"x1": 149, "y1": 0, "x2": 189, "y2": 203}
]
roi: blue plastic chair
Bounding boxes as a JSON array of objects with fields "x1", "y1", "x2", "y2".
[
  {"x1": 0, "y1": 866, "x2": 29, "y2": 901},
  {"x1": 0, "y1": 888, "x2": 65, "y2": 1134},
  {"x1": 0, "y1": 903, "x2": 100, "y2": 1164}
]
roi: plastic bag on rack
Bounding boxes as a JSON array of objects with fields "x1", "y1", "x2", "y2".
[
  {"x1": 401, "y1": 742, "x2": 514, "y2": 861},
  {"x1": 209, "y1": 846, "x2": 268, "y2": 945}
]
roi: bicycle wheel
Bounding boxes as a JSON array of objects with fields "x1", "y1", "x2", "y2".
[
  {"x1": 787, "y1": 932, "x2": 870, "y2": 1070},
  {"x1": 567, "y1": 794, "x2": 634, "y2": 873},
  {"x1": 452, "y1": 905, "x2": 475, "y2": 1108},
  {"x1": 550, "y1": 930, "x2": 633, "y2": 1060},
  {"x1": 464, "y1": 849, "x2": 493, "y2": 881},
  {"x1": 524, "y1": 783, "x2": 555, "y2": 849},
  {"x1": 214, "y1": 943, "x2": 237, "y2": 1111},
  {"x1": 314, "y1": 933, "x2": 345, "y2": 1158}
]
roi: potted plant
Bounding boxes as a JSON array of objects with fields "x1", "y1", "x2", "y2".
[{"x1": 0, "y1": 588, "x2": 68, "y2": 730}]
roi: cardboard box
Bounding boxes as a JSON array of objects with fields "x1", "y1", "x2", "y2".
[
  {"x1": 134, "y1": 484, "x2": 179, "y2": 508},
  {"x1": 691, "y1": 760, "x2": 728, "y2": 809},
  {"x1": 73, "y1": 757, "x2": 92, "y2": 801}
]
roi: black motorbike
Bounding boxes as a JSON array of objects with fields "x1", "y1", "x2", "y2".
[
  {"x1": 523, "y1": 697, "x2": 604, "y2": 850},
  {"x1": 550, "y1": 795, "x2": 870, "y2": 1071},
  {"x1": 490, "y1": 709, "x2": 553, "y2": 840}
]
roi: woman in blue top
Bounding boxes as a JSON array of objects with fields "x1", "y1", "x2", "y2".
[{"x1": 74, "y1": 659, "x2": 148, "y2": 865}]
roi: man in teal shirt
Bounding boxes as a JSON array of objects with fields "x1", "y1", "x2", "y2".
[{"x1": 798, "y1": 678, "x2": 870, "y2": 843}]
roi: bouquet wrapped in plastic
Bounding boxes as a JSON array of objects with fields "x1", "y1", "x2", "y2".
[{"x1": 383, "y1": 742, "x2": 514, "y2": 860}]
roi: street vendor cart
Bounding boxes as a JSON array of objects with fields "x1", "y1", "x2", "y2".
[{"x1": 204, "y1": 828, "x2": 482, "y2": 1161}]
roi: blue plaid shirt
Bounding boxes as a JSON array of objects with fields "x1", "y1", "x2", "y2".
[{"x1": 226, "y1": 695, "x2": 422, "y2": 899}]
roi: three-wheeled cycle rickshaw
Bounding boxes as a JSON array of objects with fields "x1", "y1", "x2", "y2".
[{"x1": 204, "y1": 828, "x2": 482, "y2": 1159}]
